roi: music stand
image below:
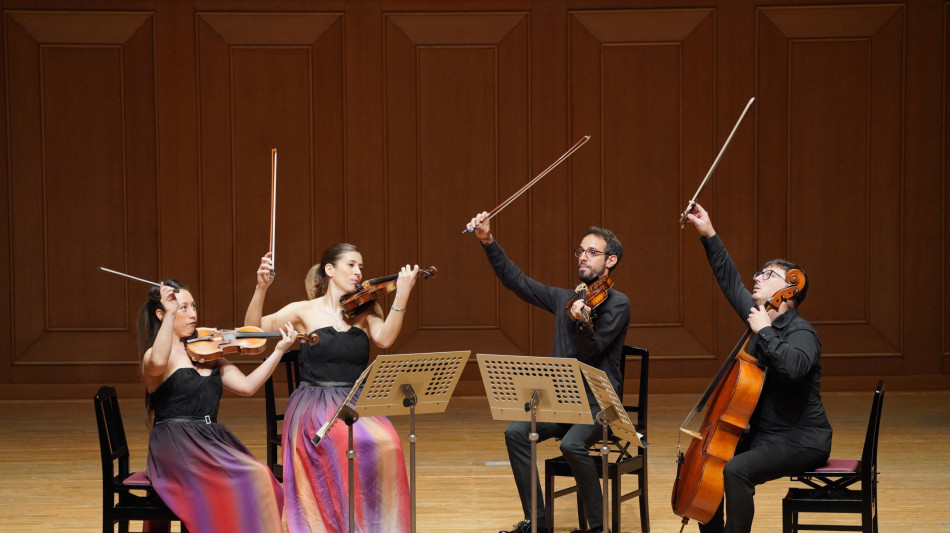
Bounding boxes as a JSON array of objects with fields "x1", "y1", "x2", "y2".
[
  {"x1": 578, "y1": 362, "x2": 645, "y2": 530},
  {"x1": 354, "y1": 350, "x2": 471, "y2": 533},
  {"x1": 310, "y1": 364, "x2": 374, "y2": 533},
  {"x1": 476, "y1": 354, "x2": 594, "y2": 533}
]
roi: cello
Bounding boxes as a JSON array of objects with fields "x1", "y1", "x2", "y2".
[{"x1": 671, "y1": 268, "x2": 806, "y2": 529}]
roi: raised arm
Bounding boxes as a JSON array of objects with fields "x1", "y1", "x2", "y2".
[
  {"x1": 244, "y1": 252, "x2": 276, "y2": 329},
  {"x1": 218, "y1": 322, "x2": 298, "y2": 396},
  {"x1": 142, "y1": 283, "x2": 181, "y2": 378},
  {"x1": 364, "y1": 264, "x2": 418, "y2": 348}
]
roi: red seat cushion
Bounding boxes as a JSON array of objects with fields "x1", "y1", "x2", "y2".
[
  {"x1": 813, "y1": 459, "x2": 860, "y2": 473},
  {"x1": 122, "y1": 471, "x2": 153, "y2": 487}
]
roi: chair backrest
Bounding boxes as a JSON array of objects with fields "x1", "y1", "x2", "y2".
[
  {"x1": 620, "y1": 345, "x2": 649, "y2": 437},
  {"x1": 862, "y1": 380, "x2": 885, "y2": 482},
  {"x1": 94, "y1": 385, "x2": 130, "y2": 483},
  {"x1": 264, "y1": 349, "x2": 301, "y2": 479}
]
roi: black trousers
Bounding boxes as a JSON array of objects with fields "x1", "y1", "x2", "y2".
[
  {"x1": 697, "y1": 439, "x2": 829, "y2": 533},
  {"x1": 504, "y1": 404, "x2": 603, "y2": 530}
]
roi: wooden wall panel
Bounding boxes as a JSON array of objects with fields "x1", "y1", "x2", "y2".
[
  {"x1": 757, "y1": 5, "x2": 904, "y2": 376},
  {"x1": 944, "y1": 1, "x2": 950, "y2": 373},
  {"x1": 569, "y1": 9, "x2": 719, "y2": 374},
  {"x1": 195, "y1": 12, "x2": 345, "y2": 328},
  {"x1": 4, "y1": 10, "x2": 157, "y2": 382},
  {"x1": 384, "y1": 12, "x2": 531, "y2": 357},
  {"x1": 0, "y1": 0, "x2": 946, "y2": 396}
]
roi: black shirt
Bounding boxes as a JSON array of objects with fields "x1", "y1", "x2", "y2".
[
  {"x1": 482, "y1": 240, "x2": 631, "y2": 399},
  {"x1": 702, "y1": 234, "x2": 832, "y2": 452}
]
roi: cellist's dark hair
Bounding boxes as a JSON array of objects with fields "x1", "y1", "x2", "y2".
[
  {"x1": 763, "y1": 259, "x2": 808, "y2": 306},
  {"x1": 136, "y1": 278, "x2": 189, "y2": 354}
]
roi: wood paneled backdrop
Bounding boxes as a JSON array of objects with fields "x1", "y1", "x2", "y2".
[{"x1": 0, "y1": 0, "x2": 946, "y2": 399}]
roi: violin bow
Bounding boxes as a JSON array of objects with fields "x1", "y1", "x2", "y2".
[
  {"x1": 268, "y1": 148, "x2": 277, "y2": 279},
  {"x1": 463, "y1": 135, "x2": 591, "y2": 234},
  {"x1": 678, "y1": 97, "x2": 755, "y2": 228},
  {"x1": 99, "y1": 267, "x2": 178, "y2": 293}
]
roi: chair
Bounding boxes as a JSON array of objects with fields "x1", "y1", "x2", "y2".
[
  {"x1": 263, "y1": 349, "x2": 301, "y2": 482},
  {"x1": 544, "y1": 345, "x2": 650, "y2": 533},
  {"x1": 93, "y1": 386, "x2": 187, "y2": 533},
  {"x1": 782, "y1": 379, "x2": 885, "y2": 533}
]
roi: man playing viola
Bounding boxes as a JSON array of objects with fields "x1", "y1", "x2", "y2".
[
  {"x1": 684, "y1": 203, "x2": 832, "y2": 533},
  {"x1": 466, "y1": 211, "x2": 631, "y2": 533}
]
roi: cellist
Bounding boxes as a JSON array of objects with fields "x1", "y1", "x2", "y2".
[{"x1": 684, "y1": 203, "x2": 832, "y2": 533}]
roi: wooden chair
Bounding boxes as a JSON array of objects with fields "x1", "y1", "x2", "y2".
[
  {"x1": 263, "y1": 349, "x2": 301, "y2": 482},
  {"x1": 782, "y1": 379, "x2": 885, "y2": 533},
  {"x1": 544, "y1": 345, "x2": 650, "y2": 533},
  {"x1": 93, "y1": 386, "x2": 187, "y2": 533}
]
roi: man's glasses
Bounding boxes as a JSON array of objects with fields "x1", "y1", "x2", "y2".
[
  {"x1": 573, "y1": 248, "x2": 607, "y2": 259},
  {"x1": 752, "y1": 269, "x2": 785, "y2": 282}
]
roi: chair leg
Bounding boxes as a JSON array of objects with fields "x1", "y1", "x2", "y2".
[
  {"x1": 782, "y1": 501, "x2": 792, "y2": 533},
  {"x1": 639, "y1": 465, "x2": 650, "y2": 533}
]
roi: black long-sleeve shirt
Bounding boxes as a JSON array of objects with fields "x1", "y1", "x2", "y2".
[
  {"x1": 702, "y1": 234, "x2": 832, "y2": 453},
  {"x1": 482, "y1": 241, "x2": 631, "y2": 399}
]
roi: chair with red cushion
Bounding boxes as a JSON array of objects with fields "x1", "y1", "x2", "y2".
[
  {"x1": 94, "y1": 386, "x2": 186, "y2": 533},
  {"x1": 782, "y1": 379, "x2": 885, "y2": 533}
]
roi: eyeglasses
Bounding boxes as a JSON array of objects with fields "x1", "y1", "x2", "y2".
[
  {"x1": 752, "y1": 269, "x2": 785, "y2": 282},
  {"x1": 574, "y1": 248, "x2": 607, "y2": 259}
]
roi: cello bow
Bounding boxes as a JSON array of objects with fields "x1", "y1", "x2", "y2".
[{"x1": 678, "y1": 98, "x2": 755, "y2": 227}]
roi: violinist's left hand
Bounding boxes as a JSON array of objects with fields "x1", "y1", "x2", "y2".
[
  {"x1": 569, "y1": 299, "x2": 591, "y2": 322},
  {"x1": 395, "y1": 264, "x2": 420, "y2": 298},
  {"x1": 748, "y1": 304, "x2": 775, "y2": 333},
  {"x1": 274, "y1": 321, "x2": 298, "y2": 354}
]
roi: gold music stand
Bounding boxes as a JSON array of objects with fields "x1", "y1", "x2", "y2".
[
  {"x1": 578, "y1": 362, "x2": 645, "y2": 530},
  {"x1": 355, "y1": 350, "x2": 471, "y2": 533},
  {"x1": 310, "y1": 364, "x2": 373, "y2": 533},
  {"x1": 476, "y1": 354, "x2": 594, "y2": 533}
]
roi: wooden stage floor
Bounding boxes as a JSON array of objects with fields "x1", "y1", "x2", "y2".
[{"x1": 1, "y1": 389, "x2": 947, "y2": 532}]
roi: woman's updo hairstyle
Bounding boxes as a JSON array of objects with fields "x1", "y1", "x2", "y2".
[{"x1": 304, "y1": 243, "x2": 360, "y2": 300}]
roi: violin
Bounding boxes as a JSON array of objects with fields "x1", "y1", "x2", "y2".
[
  {"x1": 339, "y1": 266, "x2": 438, "y2": 320},
  {"x1": 671, "y1": 268, "x2": 805, "y2": 527},
  {"x1": 565, "y1": 272, "x2": 613, "y2": 328},
  {"x1": 185, "y1": 326, "x2": 319, "y2": 363}
]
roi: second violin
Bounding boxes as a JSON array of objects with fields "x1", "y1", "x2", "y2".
[
  {"x1": 340, "y1": 266, "x2": 437, "y2": 319},
  {"x1": 186, "y1": 326, "x2": 318, "y2": 363}
]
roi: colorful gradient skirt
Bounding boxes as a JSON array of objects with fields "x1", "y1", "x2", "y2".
[
  {"x1": 147, "y1": 419, "x2": 284, "y2": 533},
  {"x1": 283, "y1": 385, "x2": 410, "y2": 533}
]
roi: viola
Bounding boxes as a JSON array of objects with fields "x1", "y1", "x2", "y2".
[
  {"x1": 566, "y1": 272, "x2": 613, "y2": 329},
  {"x1": 185, "y1": 326, "x2": 318, "y2": 363},
  {"x1": 671, "y1": 268, "x2": 805, "y2": 528},
  {"x1": 339, "y1": 266, "x2": 437, "y2": 320}
]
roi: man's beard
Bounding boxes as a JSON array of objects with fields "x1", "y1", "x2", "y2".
[{"x1": 578, "y1": 265, "x2": 603, "y2": 285}]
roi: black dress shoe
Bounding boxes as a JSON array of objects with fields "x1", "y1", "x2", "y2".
[{"x1": 499, "y1": 519, "x2": 533, "y2": 533}]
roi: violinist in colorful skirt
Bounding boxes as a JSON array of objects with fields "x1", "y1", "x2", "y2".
[
  {"x1": 139, "y1": 279, "x2": 297, "y2": 533},
  {"x1": 244, "y1": 246, "x2": 419, "y2": 533}
]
